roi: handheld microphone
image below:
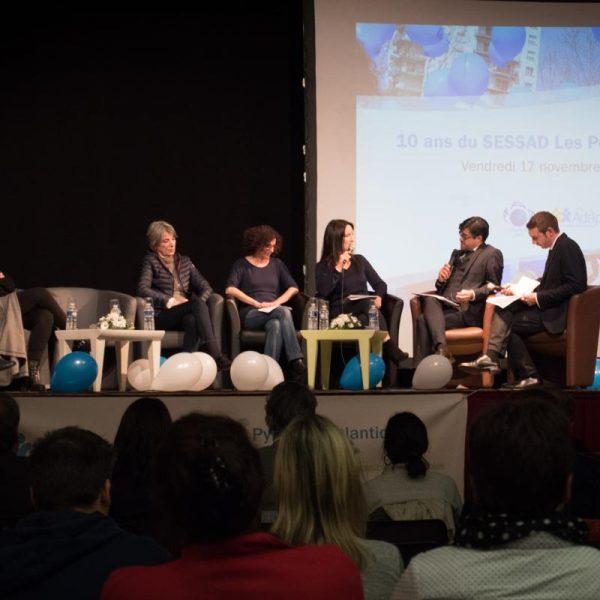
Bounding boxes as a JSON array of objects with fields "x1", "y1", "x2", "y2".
[{"x1": 448, "y1": 249, "x2": 460, "y2": 268}]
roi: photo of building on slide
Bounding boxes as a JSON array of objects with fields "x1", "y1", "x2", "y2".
[{"x1": 354, "y1": 25, "x2": 600, "y2": 351}]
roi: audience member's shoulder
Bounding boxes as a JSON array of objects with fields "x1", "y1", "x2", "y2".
[{"x1": 110, "y1": 524, "x2": 171, "y2": 563}]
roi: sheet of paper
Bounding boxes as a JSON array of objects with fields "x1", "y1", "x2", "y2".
[
  {"x1": 413, "y1": 292, "x2": 460, "y2": 309},
  {"x1": 347, "y1": 294, "x2": 378, "y2": 301},
  {"x1": 258, "y1": 305, "x2": 292, "y2": 314},
  {"x1": 486, "y1": 276, "x2": 540, "y2": 309}
]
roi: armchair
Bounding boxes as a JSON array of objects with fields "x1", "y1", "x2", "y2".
[{"x1": 410, "y1": 294, "x2": 495, "y2": 388}]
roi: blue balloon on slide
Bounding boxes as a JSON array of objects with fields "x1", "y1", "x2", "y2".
[
  {"x1": 405, "y1": 25, "x2": 443, "y2": 46},
  {"x1": 488, "y1": 41, "x2": 509, "y2": 68},
  {"x1": 449, "y1": 53, "x2": 489, "y2": 96},
  {"x1": 51, "y1": 351, "x2": 98, "y2": 393},
  {"x1": 340, "y1": 353, "x2": 386, "y2": 390},
  {"x1": 592, "y1": 28, "x2": 600, "y2": 42},
  {"x1": 588, "y1": 358, "x2": 600, "y2": 390},
  {"x1": 356, "y1": 23, "x2": 397, "y2": 60},
  {"x1": 491, "y1": 26, "x2": 526, "y2": 62},
  {"x1": 422, "y1": 34, "x2": 449, "y2": 58},
  {"x1": 423, "y1": 69, "x2": 453, "y2": 97}
]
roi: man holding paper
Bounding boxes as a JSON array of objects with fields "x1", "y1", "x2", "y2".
[
  {"x1": 415, "y1": 217, "x2": 503, "y2": 363},
  {"x1": 461, "y1": 211, "x2": 587, "y2": 388}
]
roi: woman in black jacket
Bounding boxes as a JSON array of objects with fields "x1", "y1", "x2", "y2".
[
  {"x1": 316, "y1": 219, "x2": 407, "y2": 365},
  {"x1": 136, "y1": 221, "x2": 230, "y2": 370}
]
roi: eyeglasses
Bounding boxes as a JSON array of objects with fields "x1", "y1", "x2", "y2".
[{"x1": 459, "y1": 232, "x2": 473, "y2": 241}]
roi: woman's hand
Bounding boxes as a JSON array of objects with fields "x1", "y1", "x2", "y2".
[
  {"x1": 374, "y1": 296, "x2": 382, "y2": 309},
  {"x1": 336, "y1": 252, "x2": 352, "y2": 271}
]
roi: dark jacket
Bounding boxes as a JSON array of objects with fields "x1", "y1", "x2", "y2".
[
  {"x1": 536, "y1": 233, "x2": 587, "y2": 334},
  {"x1": 0, "y1": 452, "x2": 33, "y2": 529},
  {"x1": 0, "y1": 510, "x2": 171, "y2": 599},
  {"x1": 136, "y1": 252, "x2": 212, "y2": 313},
  {"x1": 435, "y1": 243, "x2": 503, "y2": 326}
]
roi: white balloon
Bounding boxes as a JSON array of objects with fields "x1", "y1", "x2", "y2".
[
  {"x1": 260, "y1": 355, "x2": 284, "y2": 391},
  {"x1": 190, "y1": 352, "x2": 218, "y2": 391},
  {"x1": 412, "y1": 355, "x2": 453, "y2": 390},
  {"x1": 230, "y1": 351, "x2": 269, "y2": 391},
  {"x1": 153, "y1": 352, "x2": 203, "y2": 391},
  {"x1": 127, "y1": 359, "x2": 152, "y2": 391}
]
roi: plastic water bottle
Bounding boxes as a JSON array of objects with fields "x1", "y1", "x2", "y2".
[
  {"x1": 66, "y1": 300, "x2": 78, "y2": 330},
  {"x1": 143, "y1": 298, "x2": 155, "y2": 330},
  {"x1": 109, "y1": 298, "x2": 121, "y2": 315},
  {"x1": 307, "y1": 298, "x2": 319, "y2": 330},
  {"x1": 368, "y1": 300, "x2": 379, "y2": 330},
  {"x1": 318, "y1": 300, "x2": 329, "y2": 330}
]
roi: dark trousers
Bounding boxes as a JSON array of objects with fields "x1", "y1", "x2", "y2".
[
  {"x1": 415, "y1": 297, "x2": 470, "y2": 361},
  {"x1": 338, "y1": 298, "x2": 388, "y2": 331},
  {"x1": 17, "y1": 288, "x2": 66, "y2": 362},
  {"x1": 487, "y1": 302, "x2": 545, "y2": 379},
  {"x1": 155, "y1": 297, "x2": 219, "y2": 356}
]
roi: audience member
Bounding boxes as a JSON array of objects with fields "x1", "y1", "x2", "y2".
[
  {"x1": 393, "y1": 398, "x2": 600, "y2": 599},
  {"x1": 102, "y1": 413, "x2": 363, "y2": 600},
  {"x1": 259, "y1": 381, "x2": 317, "y2": 520},
  {"x1": 0, "y1": 392, "x2": 33, "y2": 527},
  {"x1": 109, "y1": 397, "x2": 172, "y2": 536},
  {"x1": 364, "y1": 412, "x2": 462, "y2": 539},
  {"x1": 0, "y1": 427, "x2": 170, "y2": 599},
  {"x1": 273, "y1": 414, "x2": 403, "y2": 600}
]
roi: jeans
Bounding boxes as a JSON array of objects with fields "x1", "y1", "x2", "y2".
[
  {"x1": 244, "y1": 307, "x2": 303, "y2": 362},
  {"x1": 155, "y1": 296, "x2": 220, "y2": 356}
]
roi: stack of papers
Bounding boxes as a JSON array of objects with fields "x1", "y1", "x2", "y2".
[{"x1": 486, "y1": 276, "x2": 539, "y2": 309}]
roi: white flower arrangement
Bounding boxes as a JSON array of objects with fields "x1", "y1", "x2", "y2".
[
  {"x1": 96, "y1": 311, "x2": 134, "y2": 330},
  {"x1": 329, "y1": 313, "x2": 363, "y2": 330}
]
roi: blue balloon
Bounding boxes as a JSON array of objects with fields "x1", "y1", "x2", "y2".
[
  {"x1": 592, "y1": 28, "x2": 600, "y2": 43},
  {"x1": 356, "y1": 23, "x2": 397, "y2": 60},
  {"x1": 51, "y1": 351, "x2": 98, "y2": 393},
  {"x1": 449, "y1": 53, "x2": 489, "y2": 96},
  {"x1": 488, "y1": 41, "x2": 508, "y2": 68},
  {"x1": 491, "y1": 27, "x2": 526, "y2": 62},
  {"x1": 340, "y1": 353, "x2": 386, "y2": 390},
  {"x1": 405, "y1": 25, "x2": 443, "y2": 46},
  {"x1": 589, "y1": 358, "x2": 600, "y2": 389},
  {"x1": 160, "y1": 356, "x2": 167, "y2": 366},
  {"x1": 422, "y1": 34, "x2": 449, "y2": 58},
  {"x1": 423, "y1": 69, "x2": 453, "y2": 97}
]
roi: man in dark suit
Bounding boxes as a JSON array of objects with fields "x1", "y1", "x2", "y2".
[
  {"x1": 415, "y1": 216, "x2": 503, "y2": 364},
  {"x1": 460, "y1": 211, "x2": 588, "y2": 388}
]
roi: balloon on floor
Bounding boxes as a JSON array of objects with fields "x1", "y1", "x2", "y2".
[
  {"x1": 51, "y1": 351, "x2": 98, "y2": 393},
  {"x1": 412, "y1": 355, "x2": 453, "y2": 390},
  {"x1": 340, "y1": 353, "x2": 386, "y2": 390},
  {"x1": 231, "y1": 351, "x2": 269, "y2": 391}
]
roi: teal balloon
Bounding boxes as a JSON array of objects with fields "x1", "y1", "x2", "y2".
[
  {"x1": 422, "y1": 34, "x2": 449, "y2": 58},
  {"x1": 160, "y1": 356, "x2": 167, "y2": 366},
  {"x1": 51, "y1": 351, "x2": 98, "y2": 393},
  {"x1": 449, "y1": 53, "x2": 489, "y2": 96},
  {"x1": 589, "y1": 358, "x2": 600, "y2": 389},
  {"x1": 491, "y1": 27, "x2": 526, "y2": 62},
  {"x1": 405, "y1": 25, "x2": 443, "y2": 46},
  {"x1": 340, "y1": 353, "x2": 386, "y2": 390}
]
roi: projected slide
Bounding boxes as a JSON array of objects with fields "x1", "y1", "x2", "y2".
[{"x1": 355, "y1": 24, "x2": 600, "y2": 306}]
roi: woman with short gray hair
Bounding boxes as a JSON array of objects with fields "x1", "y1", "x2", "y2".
[{"x1": 136, "y1": 221, "x2": 230, "y2": 371}]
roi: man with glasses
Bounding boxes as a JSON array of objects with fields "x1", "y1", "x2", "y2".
[
  {"x1": 460, "y1": 211, "x2": 587, "y2": 388},
  {"x1": 415, "y1": 216, "x2": 503, "y2": 364}
]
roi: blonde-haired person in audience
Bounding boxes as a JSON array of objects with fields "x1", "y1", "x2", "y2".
[
  {"x1": 363, "y1": 412, "x2": 462, "y2": 541},
  {"x1": 392, "y1": 398, "x2": 600, "y2": 600},
  {"x1": 273, "y1": 414, "x2": 403, "y2": 600}
]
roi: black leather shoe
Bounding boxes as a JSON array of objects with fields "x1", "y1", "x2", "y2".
[
  {"x1": 288, "y1": 358, "x2": 307, "y2": 382},
  {"x1": 435, "y1": 344, "x2": 455, "y2": 365},
  {"x1": 383, "y1": 340, "x2": 409, "y2": 365}
]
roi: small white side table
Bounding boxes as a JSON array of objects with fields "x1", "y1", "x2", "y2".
[
  {"x1": 300, "y1": 329, "x2": 387, "y2": 390},
  {"x1": 55, "y1": 329, "x2": 165, "y2": 392}
]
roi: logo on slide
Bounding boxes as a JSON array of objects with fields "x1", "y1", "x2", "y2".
[{"x1": 503, "y1": 202, "x2": 533, "y2": 228}]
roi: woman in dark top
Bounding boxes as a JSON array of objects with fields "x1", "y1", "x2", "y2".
[
  {"x1": 0, "y1": 271, "x2": 66, "y2": 390},
  {"x1": 316, "y1": 219, "x2": 407, "y2": 364},
  {"x1": 110, "y1": 397, "x2": 172, "y2": 538},
  {"x1": 225, "y1": 225, "x2": 305, "y2": 377},
  {"x1": 136, "y1": 221, "x2": 230, "y2": 370}
]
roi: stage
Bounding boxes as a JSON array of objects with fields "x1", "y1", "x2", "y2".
[{"x1": 11, "y1": 388, "x2": 600, "y2": 499}]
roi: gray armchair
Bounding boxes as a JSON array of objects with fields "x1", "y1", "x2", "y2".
[
  {"x1": 48, "y1": 287, "x2": 137, "y2": 389},
  {"x1": 135, "y1": 293, "x2": 225, "y2": 388}
]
